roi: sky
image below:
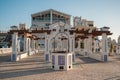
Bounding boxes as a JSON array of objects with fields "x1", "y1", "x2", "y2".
[{"x1": 0, "y1": 0, "x2": 120, "y2": 40}]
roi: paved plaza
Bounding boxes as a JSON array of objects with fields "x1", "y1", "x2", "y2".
[{"x1": 0, "y1": 53, "x2": 120, "y2": 80}]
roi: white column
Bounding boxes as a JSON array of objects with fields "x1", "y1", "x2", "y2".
[
  {"x1": 24, "y1": 35, "x2": 26, "y2": 52},
  {"x1": 35, "y1": 39, "x2": 39, "y2": 50},
  {"x1": 46, "y1": 35, "x2": 50, "y2": 53},
  {"x1": 33, "y1": 39, "x2": 36, "y2": 52},
  {"x1": 118, "y1": 46, "x2": 120, "y2": 54},
  {"x1": 11, "y1": 32, "x2": 18, "y2": 61},
  {"x1": 33, "y1": 39, "x2": 35, "y2": 50},
  {"x1": 78, "y1": 39, "x2": 80, "y2": 51},
  {"x1": 24, "y1": 34, "x2": 28, "y2": 53},
  {"x1": 72, "y1": 35, "x2": 75, "y2": 61},
  {"x1": 45, "y1": 33, "x2": 50, "y2": 61},
  {"x1": 88, "y1": 35, "x2": 92, "y2": 54},
  {"x1": 50, "y1": 10, "x2": 53, "y2": 24},
  {"x1": 94, "y1": 40, "x2": 97, "y2": 53},
  {"x1": 28, "y1": 38, "x2": 31, "y2": 55},
  {"x1": 73, "y1": 35, "x2": 75, "y2": 53},
  {"x1": 69, "y1": 35, "x2": 75, "y2": 61},
  {"x1": 102, "y1": 33, "x2": 108, "y2": 61},
  {"x1": 17, "y1": 38, "x2": 20, "y2": 52},
  {"x1": 78, "y1": 39, "x2": 82, "y2": 54},
  {"x1": 48, "y1": 37, "x2": 51, "y2": 60},
  {"x1": 84, "y1": 38, "x2": 89, "y2": 57},
  {"x1": 31, "y1": 39, "x2": 35, "y2": 51},
  {"x1": 69, "y1": 36, "x2": 72, "y2": 52},
  {"x1": 45, "y1": 33, "x2": 47, "y2": 52},
  {"x1": 102, "y1": 33, "x2": 108, "y2": 54},
  {"x1": 34, "y1": 39, "x2": 37, "y2": 50},
  {"x1": 84, "y1": 39, "x2": 87, "y2": 52},
  {"x1": 118, "y1": 36, "x2": 120, "y2": 54},
  {"x1": 116, "y1": 44, "x2": 119, "y2": 54}
]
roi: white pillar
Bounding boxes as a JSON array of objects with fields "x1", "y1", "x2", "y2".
[
  {"x1": 28, "y1": 38, "x2": 31, "y2": 55},
  {"x1": 31, "y1": 39, "x2": 35, "y2": 51},
  {"x1": 11, "y1": 32, "x2": 18, "y2": 61},
  {"x1": 33, "y1": 39, "x2": 35, "y2": 50},
  {"x1": 102, "y1": 33, "x2": 108, "y2": 54},
  {"x1": 69, "y1": 36, "x2": 72, "y2": 52},
  {"x1": 45, "y1": 33, "x2": 47, "y2": 52},
  {"x1": 78, "y1": 39, "x2": 80, "y2": 51},
  {"x1": 102, "y1": 33, "x2": 108, "y2": 61},
  {"x1": 84, "y1": 39, "x2": 87, "y2": 52},
  {"x1": 30, "y1": 38, "x2": 34, "y2": 55},
  {"x1": 78, "y1": 39, "x2": 82, "y2": 54},
  {"x1": 69, "y1": 35, "x2": 75, "y2": 62},
  {"x1": 24, "y1": 35, "x2": 25, "y2": 52},
  {"x1": 118, "y1": 46, "x2": 120, "y2": 54},
  {"x1": 94, "y1": 39, "x2": 99, "y2": 53},
  {"x1": 45, "y1": 33, "x2": 50, "y2": 61},
  {"x1": 17, "y1": 38, "x2": 20, "y2": 52},
  {"x1": 116, "y1": 44, "x2": 119, "y2": 54},
  {"x1": 84, "y1": 38, "x2": 89, "y2": 57},
  {"x1": 88, "y1": 35, "x2": 92, "y2": 54},
  {"x1": 34, "y1": 39, "x2": 36, "y2": 50},
  {"x1": 33, "y1": 39, "x2": 36, "y2": 53},
  {"x1": 50, "y1": 10, "x2": 53, "y2": 24},
  {"x1": 36, "y1": 39, "x2": 39, "y2": 50},
  {"x1": 72, "y1": 35, "x2": 75, "y2": 61},
  {"x1": 118, "y1": 36, "x2": 120, "y2": 54},
  {"x1": 24, "y1": 34, "x2": 28, "y2": 53},
  {"x1": 73, "y1": 36, "x2": 75, "y2": 53}
]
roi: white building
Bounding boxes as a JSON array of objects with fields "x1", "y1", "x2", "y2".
[{"x1": 30, "y1": 9, "x2": 71, "y2": 52}]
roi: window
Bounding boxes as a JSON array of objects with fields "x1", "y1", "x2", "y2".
[
  {"x1": 58, "y1": 56, "x2": 65, "y2": 65},
  {"x1": 52, "y1": 55, "x2": 55, "y2": 65},
  {"x1": 69, "y1": 55, "x2": 71, "y2": 65},
  {"x1": 45, "y1": 54, "x2": 49, "y2": 61}
]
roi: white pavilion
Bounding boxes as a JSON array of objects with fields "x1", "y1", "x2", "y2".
[{"x1": 8, "y1": 9, "x2": 112, "y2": 70}]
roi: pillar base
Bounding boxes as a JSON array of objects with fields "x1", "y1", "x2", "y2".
[
  {"x1": 45, "y1": 54, "x2": 51, "y2": 62},
  {"x1": 102, "y1": 55, "x2": 108, "y2": 62},
  {"x1": 84, "y1": 52, "x2": 89, "y2": 57},
  {"x1": 72, "y1": 53, "x2": 75, "y2": 62},
  {"x1": 11, "y1": 54, "x2": 17, "y2": 61},
  {"x1": 51, "y1": 52, "x2": 72, "y2": 71}
]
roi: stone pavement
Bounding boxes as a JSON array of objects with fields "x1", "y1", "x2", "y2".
[{"x1": 0, "y1": 53, "x2": 120, "y2": 80}]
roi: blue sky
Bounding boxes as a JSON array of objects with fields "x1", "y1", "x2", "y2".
[{"x1": 0, "y1": 0, "x2": 120, "y2": 40}]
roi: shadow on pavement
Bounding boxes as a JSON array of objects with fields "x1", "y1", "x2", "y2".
[
  {"x1": 0, "y1": 54, "x2": 11, "y2": 63},
  {"x1": 0, "y1": 53, "x2": 55, "y2": 79},
  {"x1": 76, "y1": 54, "x2": 101, "y2": 64},
  {"x1": 0, "y1": 67, "x2": 54, "y2": 79}
]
